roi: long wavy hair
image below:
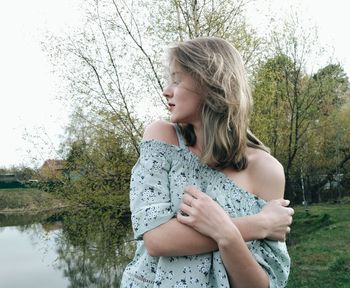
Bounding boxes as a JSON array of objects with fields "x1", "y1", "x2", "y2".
[{"x1": 168, "y1": 37, "x2": 269, "y2": 170}]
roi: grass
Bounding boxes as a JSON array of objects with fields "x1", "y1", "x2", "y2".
[
  {"x1": 287, "y1": 200, "x2": 350, "y2": 287},
  {"x1": 0, "y1": 188, "x2": 69, "y2": 214}
]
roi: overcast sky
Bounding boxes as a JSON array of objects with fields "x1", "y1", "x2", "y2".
[
  {"x1": 0, "y1": 0, "x2": 349, "y2": 168},
  {"x1": 0, "y1": 0, "x2": 84, "y2": 168}
]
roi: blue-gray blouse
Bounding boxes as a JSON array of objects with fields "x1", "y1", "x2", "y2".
[{"x1": 121, "y1": 127, "x2": 290, "y2": 287}]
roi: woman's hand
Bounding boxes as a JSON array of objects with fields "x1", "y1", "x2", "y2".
[
  {"x1": 259, "y1": 199, "x2": 294, "y2": 241},
  {"x1": 177, "y1": 186, "x2": 236, "y2": 242},
  {"x1": 177, "y1": 186, "x2": 271, "y2": 287},
  {"x1": 176, "y1": 186, "x2": 294, "y2": 242}
]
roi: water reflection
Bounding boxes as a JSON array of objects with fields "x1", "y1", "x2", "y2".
[
  {"x1": 0, "y1": 224, "x2": 69, "y2": 288},
  {"x1": 0, "y1": 209, "x2": 135, "y2": 288}
]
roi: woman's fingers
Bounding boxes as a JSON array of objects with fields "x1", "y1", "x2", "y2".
[
  {"x1": 179, "y1": 201, "x2": 193, "y2": 215},
  {"x1": 179, "y1": 192, "x2": 198, "y2": 217},
  {"x1": 181, "y1": 186, "x2": 206, "y2": 211},
  {"x1": 177, "y1": 210, "x2": 191, "y2": 224},
  {"x1": 260, "y1": 198, "x2": 295, "y2": 240},
  {"x1": 184, "y1": 185, "x2": 202, "y2": 199},
  {"x1": 182, "y1": 193, "x2": 195, "y2": 207},
  {"x1": 288, "y1": 207, "x2": 295, "y2": 216},
  {"x1": 282, "y1": 199, "x2": 290, "y2": 206}
]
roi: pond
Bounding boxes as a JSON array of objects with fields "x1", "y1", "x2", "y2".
[{"x1": 0, "y1": 209, "x2": 135, "y2": 288}]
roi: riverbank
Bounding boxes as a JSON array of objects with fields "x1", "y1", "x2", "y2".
[
  {"x1": 1, "y1": 187, "x2": 349, "y2": 287},
  {"x1": 0, "y1": 188, "x2": 70, "y2": 214}
]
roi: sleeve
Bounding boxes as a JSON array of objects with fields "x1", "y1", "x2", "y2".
[
  {"x1": 129, "y1": 141, "x2": 175, "y2": 240},
  {"x1": 247, "y1": 239, "x2": 290, "y2": 288}
]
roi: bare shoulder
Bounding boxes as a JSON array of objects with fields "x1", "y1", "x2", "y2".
[
  {"x1": 247, "y1": 148, "x2": 285, "y2": 201},
  {"x1": 143, "y1": 120, "x2": 179, "y2": 146}
]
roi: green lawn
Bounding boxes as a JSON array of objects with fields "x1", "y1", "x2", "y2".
[
  {"x1": 0, "y1": 188, "x2": 68, "y2": 213},
  {"x1": 287, "y1": 200, "x2": 350, "y2": 287}
]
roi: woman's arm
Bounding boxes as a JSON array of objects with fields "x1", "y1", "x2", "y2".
[
  {"x1": 143, "y1": 198, "x2": 292, "y2": 256},
  {"x1": 216, "y1": 223, "x2": 269, "y2": 287},
  {"x1": 234, "y1": 198, "x2": 293, "y2": 241},
  {"x1": 173, "y1": 153, "x2": 293, "y2": 287},
  {"x1": 142, "y1": 120, "x2": 293, "y2": 257},
  {"x1": 177, "y1": 186, "x2": 271, "y2": 287}
]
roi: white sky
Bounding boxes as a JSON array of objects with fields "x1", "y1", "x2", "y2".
[
  {"x1": 0, "y1": 0, "x2": 349, "y2": 168},
  {"x1": 0, "y1": 0, "x2": 84, "y2": 168}
]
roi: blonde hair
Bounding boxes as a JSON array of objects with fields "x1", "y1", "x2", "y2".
[{"x1": 169, "y1": 37, "x2": 269, "y2": 170}]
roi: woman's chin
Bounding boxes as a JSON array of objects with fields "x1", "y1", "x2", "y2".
[{"x1": 169, "y1": 115, "x2": 179, "y2": 123}]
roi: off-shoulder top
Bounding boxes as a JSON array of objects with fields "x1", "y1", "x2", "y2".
[{"x1": 121, "y1": 125, "x2": 290, "y2": 287}]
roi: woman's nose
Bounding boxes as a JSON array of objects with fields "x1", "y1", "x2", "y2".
[{"x1": 162, "y1": 85, "x2": 173, "y2": 99}]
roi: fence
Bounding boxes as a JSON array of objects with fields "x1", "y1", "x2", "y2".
[{"x1": 287, "y1": 172, "x2": 350, "y2": 204}]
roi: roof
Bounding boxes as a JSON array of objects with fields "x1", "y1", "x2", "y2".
[{"x1": 41, "y1": 159, "x2": 66, "y2": 171}]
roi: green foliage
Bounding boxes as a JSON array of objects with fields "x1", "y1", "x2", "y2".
[
  {"x1": 251, "y1": 54, "x2": 294, "y2": 160},
  {"x1": 250, "y1": 13, "x2": 350, "y2": 202},
  {"x1": 252, "y1": 52, "x2": 350, "y2": 202},
  {"x1": 59, "y1": 111, "x2": 139, "y2": 207}
]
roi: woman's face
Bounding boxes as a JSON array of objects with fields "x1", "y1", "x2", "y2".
[{"x1": 163, "y1": 62, "x2": 203, "y2": 125}]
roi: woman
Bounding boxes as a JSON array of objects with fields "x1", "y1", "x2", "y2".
[{"x1": 121, "y1": 37, "x2": 293, "y2": 287}]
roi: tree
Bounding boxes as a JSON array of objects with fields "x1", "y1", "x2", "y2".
[
  {"x1": 60, "y1": 110, "x2": 138, "y2": 207},
  {"x1": 252, "y1": 50, "x2": 350, "y2": 202},
  {"x1": 251, "y1": 54, "x2": 293, "y2": 159},
  {"x1": 150, "y1": 0, "x2": 263, "y2": 71},
  {"x1": 43, "y1": 0, "x2": 263, "y2": 206},
  {"x1": 304, "y1": 102, "x2": 350, "y2": 203},
  {"x1": 43, "y1": 0, "x2": 262, "y2": 146}
]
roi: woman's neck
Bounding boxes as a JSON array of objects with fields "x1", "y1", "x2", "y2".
[{"x1": 191, "y1": 121, "x2": 203, "y2": 157}]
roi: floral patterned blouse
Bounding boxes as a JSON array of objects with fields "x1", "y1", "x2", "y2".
[{"x1": 121, "y1": 125, "x2": 290, "y2": 287}]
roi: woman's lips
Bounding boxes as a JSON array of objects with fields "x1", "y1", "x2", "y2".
[{"x1": 167, "y1": 103, "x2": 175, "y2": 111}]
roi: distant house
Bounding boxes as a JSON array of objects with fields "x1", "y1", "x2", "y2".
[
  {"x1": 0, "y1": 174, "x2": 24, "y2": 188},
  {"x1": 0, "y1": 174, "x2": 17, "y2": 183},
  {"x1": 39, "y1": 159, "x2": 67, "y2": 180},
  {"x1": 323, "y1": 173, "x2": 344, "y2": 190}
]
